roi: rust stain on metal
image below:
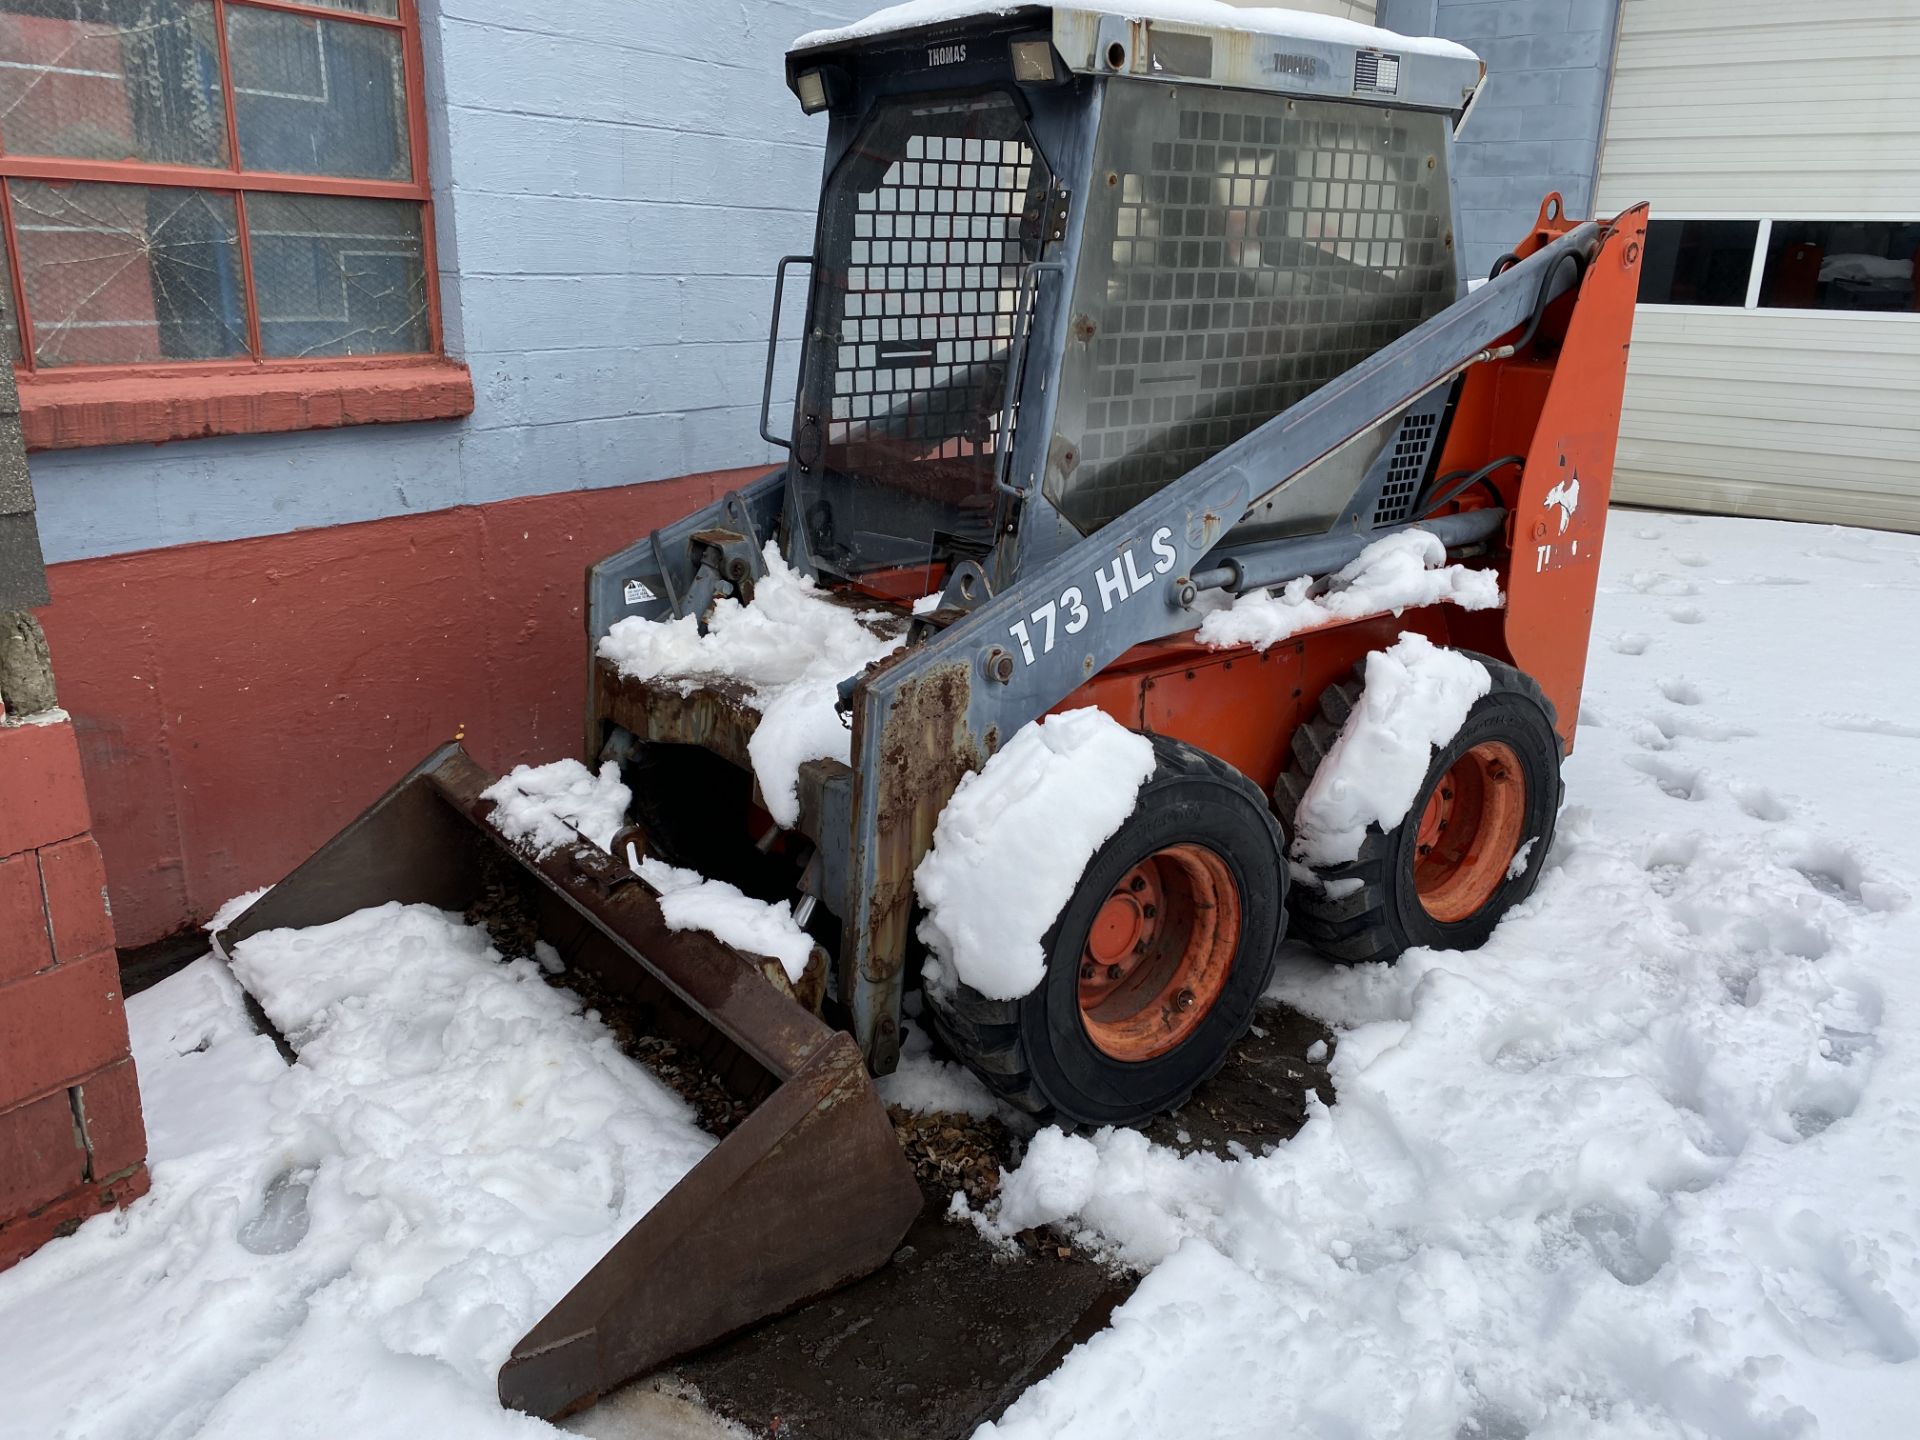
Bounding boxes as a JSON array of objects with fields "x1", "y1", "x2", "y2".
[
  {"x1": 859, "y1": 660, "x2": 982, "y2": 984},
  {"x1": 598, "y1": 659, "x2": 760, "y2": 771}
]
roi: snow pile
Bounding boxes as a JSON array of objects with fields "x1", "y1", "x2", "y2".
[
  {"x1": 1195, "y1": 528, "x2": 1503, "y2": 653},
  {"x1": 480, "y1": 757, "x2": 815, "y2": 981},
  {"x1": 636, "y1": 854, "x2": 815, "y2": 984},
  {"x1": 207, "y1": 884, "x2": 271, "y2": 933},
  {"x1": 0, "y1": 904, "x2": 714, "y2": 1440},
  {"x1": 968, "y1": 512, "x2": 1920, "y2": 1440},
  {"x1": 916, "y1": 709, "x2": 1156, "y2": 1001},
  {"x1": 1290, "y1": 632, "x2": 1491, "y2": 868},
  {"x1": 482, "y1": 758, "x2": 631, "y2": 855},
  {"x1": 793, "y1": 1, "x2": 1479, "y2": 63},
  {"x1": 597, "y1": 543, "x2": 906, "y2": 826},
  {"x1": 876, "y1": 1008, "x2": 1007, "y2": 1120}
]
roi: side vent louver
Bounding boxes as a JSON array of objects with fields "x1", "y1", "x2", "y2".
[{"x1": 1371, "y1": 405, "x2": 1441, "y2": 526}]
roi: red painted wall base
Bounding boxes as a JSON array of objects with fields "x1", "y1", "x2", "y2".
[{"x1": 36, "y1": 469, "x2": 762, "y2": 948}]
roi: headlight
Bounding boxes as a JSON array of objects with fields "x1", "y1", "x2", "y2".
[
  {"x1": 1011, "y1": 38, "x2": 1057, "y2": 84},
  {"x1": 797, "y1": 68, "x2": 829, "y2": 113}
]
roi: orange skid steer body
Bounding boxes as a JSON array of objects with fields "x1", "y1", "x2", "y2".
[{"x1": 216, "y1": 4, "x2": 1646, "y2": 1420}]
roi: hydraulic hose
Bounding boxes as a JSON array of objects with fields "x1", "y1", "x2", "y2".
[{"x1": 1421, "y1": 454, "x2": 1525, "y2": 517}]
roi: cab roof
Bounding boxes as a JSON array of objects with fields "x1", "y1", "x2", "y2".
[{"x1": 789, "y1": 3, "x2": 1483, "y2": 116}]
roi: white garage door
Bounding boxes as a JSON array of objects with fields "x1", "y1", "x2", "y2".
[{"x1": 1595, "y1": 0, "x2": 1920, "y2": 533}]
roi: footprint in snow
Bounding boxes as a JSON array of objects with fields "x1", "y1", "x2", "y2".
[
  {"x1": 1787, "y1": 839, "x2": 1907, "y2": 913},
  {"x1": 1641, "y1": 711, "x2": 1755, "y2": 745},
  {"x1": 1657, "y1": 677, "x2": 1704, "y2": 706},
  {"x1": 1610, "y1": 632, "x2": 1652, "y2": 656},
  {"x1": 1625, "y1": 571, "x2": 1701, "y2": 597},
  {"x1": 1570, "y1": 1205, "x2": 1671, "y2": 1287},
  {"x1": 1751, "y1": 1211, "x2": 1916, "y2": 1364},
  {"x1": 1729, "y1": 782, "x2": 1793, "y2": 823},
  {"x1": 238, "y1": 1168, "x2": 315, "y2": 1256},
  {"x1": 1822, "y1": 714, "x2": 1920, "y2": 742},
  {"x1": 1625, "y1": 753, "x2": 1707, "y2": 801},
  {"x1": 1667, "y1": 605, "x2": 1706, "y2": 625},
  {"x1": 1642, "y1": 833, "x2": 1701, "y2": 871},
  {"x1": 1670, "y1": 899, "x2": 1830, "y2": 962},
  {"x1": 1807, "y1": 545, "x2": 1878, "y2": 565},
  {"x1": 1673, "y1": 551, "x2": 1709, "y2": 568}
]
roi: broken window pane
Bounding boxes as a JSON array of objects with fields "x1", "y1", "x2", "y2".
[
  {"x1": 226, "y1": 4, "x2": 409, "y2": 180},
  {"x1": 246, "y1": 192, "x2": 427, "y2": 357},
  {"x1": 9, "y1": 179, "x2": 247, "y2": 365},
  {"x1": 0, "y1": 0, "x2": 229, "y2": 168}
]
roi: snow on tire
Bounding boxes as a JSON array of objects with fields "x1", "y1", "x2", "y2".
[
  {"x1": 924, "y1": 734, "x2": 1287, "y2": 1127},
  {"x1": 1276, "y1": 652, "x2": 1563, "y2": 965}
]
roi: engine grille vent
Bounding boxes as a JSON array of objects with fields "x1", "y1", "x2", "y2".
[{"x1": 1371, "y1": 404, "x2": 1441, "y2": 525}]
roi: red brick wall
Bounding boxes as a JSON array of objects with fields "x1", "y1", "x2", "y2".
[{"x1": 0, "y1": 716, "x2": 148, "y2": 1269}]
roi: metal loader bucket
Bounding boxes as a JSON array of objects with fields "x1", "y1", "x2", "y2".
[{"x1": 211, "y1": 742, "x2": 923, "y2": 1419}]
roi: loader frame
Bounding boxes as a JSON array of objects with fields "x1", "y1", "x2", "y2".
[{"x1": 589, "y1": 187, "x2": 1647, "y2": 1072}]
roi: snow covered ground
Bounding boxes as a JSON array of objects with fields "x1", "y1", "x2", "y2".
[
  {"x1": 973, "y1": 510, "x2": 1920, "y2": 1439},
  {"x1": 3, "y1": 508, "x2": 1917, "y2": 1440},
  {"x1": 0, "y1": 906, "x2": 717, "y2": 1440}
]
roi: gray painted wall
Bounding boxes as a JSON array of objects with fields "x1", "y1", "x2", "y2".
[
  {"x1": 34, "y1": 0, "x2": 867, "y2": 565},
  {"x1": 1382, "y1": 0, "x2": 1620, "y2": 280}
]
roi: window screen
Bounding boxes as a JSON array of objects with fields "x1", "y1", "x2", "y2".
[{"x1": 1046, "y1": 84, "x2": 1457, "y2": 535}]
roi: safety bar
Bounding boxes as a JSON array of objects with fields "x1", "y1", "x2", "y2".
[{"x1": 759, "y1": 254, "x2": 813, "y2": 449}]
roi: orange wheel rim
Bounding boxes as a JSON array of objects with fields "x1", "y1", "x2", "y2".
[
  {"x1": 1414, "y1": 741, "x2": 1526, "y2": 923},
  {"x1": 1077, "y1": 844, "x2": 1240, "y2": 1062}
]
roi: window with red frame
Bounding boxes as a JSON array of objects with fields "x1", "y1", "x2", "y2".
[{"x1": 0, "y1": 0, "x2": 441, "y2": 373}]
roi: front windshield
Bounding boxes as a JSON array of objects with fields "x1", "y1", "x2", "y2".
[{"x1": 792, "y1": 92, "x2": 1053, "y2": 579}]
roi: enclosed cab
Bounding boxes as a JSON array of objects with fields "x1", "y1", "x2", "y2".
[{"x1": 778, "y1": 4, "x2": 1486, "y2": 594}]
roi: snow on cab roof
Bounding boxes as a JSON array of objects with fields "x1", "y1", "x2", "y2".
[{"x1": 791, "y1": 1, "x2": 1479, "y2": 66}]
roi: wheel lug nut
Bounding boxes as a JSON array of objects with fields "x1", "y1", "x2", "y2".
[
  {"x1": 1174, "y1": 987, "x2": 1195, "y2": 1011},
  {"x1": 1107, "y1": 964, "x2": 1123, "y2": 980},
  {"x1": 1141, "y1": 904, "x2": 1156, "y2": 919},
  {"x1": 1129, "y1": 876, "x2": 1146, "y2": 892},
  {"x1": 1080, "y1": 962, "x2": 1095, "y2": 980}
]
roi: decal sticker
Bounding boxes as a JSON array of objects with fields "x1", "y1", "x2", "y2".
[
  {"x1": 623, "y1": 578, "x2": 658, "y2": 605},
  {"x1": 1008, "y1": 527, "x2": 1175, "y2": 666},
  {"x1": 1544, "y1": 475, "x2": 1580, "y2": 534}
]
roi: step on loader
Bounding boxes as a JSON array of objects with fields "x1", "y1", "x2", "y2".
[{"x1": 215, "y1": 1, "x2": 1646, "y2": 1419}]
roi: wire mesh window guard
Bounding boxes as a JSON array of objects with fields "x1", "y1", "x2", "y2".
[
  {"x1": 1049, "y1": 84, "x2": 1457, "y2": 535},
  {"x1": 804, "y1": 93, "x2": 1053, "y2": 507},
  {"x1": 0, "y1": 0, "x2": 435, "y2": 370}
]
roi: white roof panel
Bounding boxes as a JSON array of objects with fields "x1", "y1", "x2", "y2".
[{"x1": 792, "y1": 1, "x2": 1478, "y2": 65}]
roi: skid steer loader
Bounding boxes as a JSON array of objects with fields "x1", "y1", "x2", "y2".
[{"x1": 215, "y1": 2, "x2": 1647, "y2": 1420}]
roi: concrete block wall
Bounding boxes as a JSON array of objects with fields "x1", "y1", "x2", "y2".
[
  {"x1": 29, "y1": 0, "x2": 871, "y2": 566},
  {"x1": 0, "y1": 714, "x2": 148, "y2": 1268},
  {"x1": 1381, "y1": 0, "x2": 1620, "y2": 279}
]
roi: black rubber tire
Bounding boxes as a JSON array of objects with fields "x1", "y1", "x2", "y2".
[
  {"x1": 923, "y1": 733, "x2": 1287, "y2": 1127},
  {"x1": 1275, "y1": 652, "x2": 1563, "y2": 966}
]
